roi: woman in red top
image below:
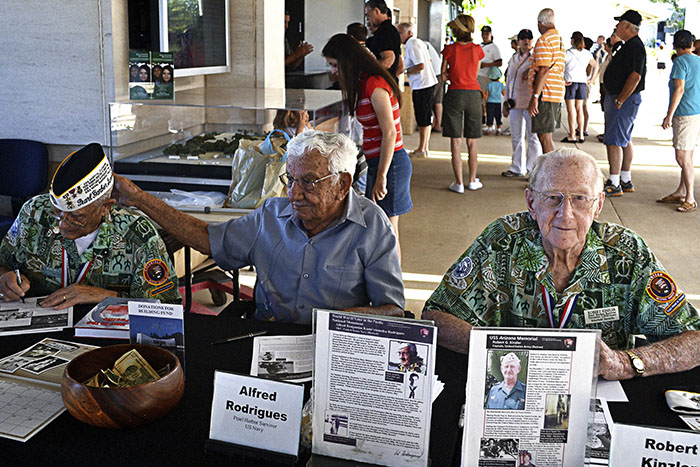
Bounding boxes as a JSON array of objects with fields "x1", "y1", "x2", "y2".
[
  {"x1": 442, "y1": 14, "x2": 485, "y2": 193},
  {"x1": 323, "y1": 34, "x2": 412, "y2": 261}
]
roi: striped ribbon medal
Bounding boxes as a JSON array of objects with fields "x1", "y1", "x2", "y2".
[
  {"x1": 61, "y1": 247, "x2": 92, "y2": 288},
  {"x1": 541, "y1": 284, "x2": 578, "y2": 329}
]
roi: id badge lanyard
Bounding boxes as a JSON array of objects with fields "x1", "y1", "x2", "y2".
[
  {"x1": 61, "y1": 247, "x2": 92, "y2": 287},
  {"x1": 541, "y1": 285, "x2": 578, "y2": 329}
]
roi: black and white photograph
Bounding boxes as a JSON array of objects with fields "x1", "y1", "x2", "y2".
[
  {"x1": 544, "y1": 394, "x2": 571, "y2": 429},
  {"x1": 387, "y1": 341, "x2": 428, "y2": 374},
  {"x1": 324, "y1": 411, "x2": 349, "y2": 437},
  {"x1": 0, "y1": 310, "x2": 32, "y2": 328},
  {"x1": 484, "y1": 350, "x2": 529, "y2": 410},
  {"x1": 19, "y1": 343, "x2": 58, "y2": 359},
  {"x1": 42, "y1": 339, "x2": 80, "y2": 352},
  {"x1": 21, "y1": 356, "x2": 68, "y2": 375},
  {"x1": 405, "y1": 372, "x2": 422, "y2": 399},
  {"x1": 258, "y1": 360, "x2": 295, "y2": 377},
  {"x1": 0, "y1": 356, "x2": 33, "y2": 373},
  {"x1": 479, "y1": 437, "x2": 518, "y2": 459}
]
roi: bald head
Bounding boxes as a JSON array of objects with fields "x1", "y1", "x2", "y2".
[{"x1": 529, "y1": 149, "x2": 604, "y2": 193}]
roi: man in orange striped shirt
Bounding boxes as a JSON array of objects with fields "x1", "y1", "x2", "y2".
[{"x1": 528, "y1": 8, "x2": 566, "y2": 153}]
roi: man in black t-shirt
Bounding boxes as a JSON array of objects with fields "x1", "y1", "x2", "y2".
[
  {"x1": 365, "y1": 0, "x2": 403, "y2": 81},
  {"x1": 602, "y1": 10, "x2": 647, "y2": 197}
]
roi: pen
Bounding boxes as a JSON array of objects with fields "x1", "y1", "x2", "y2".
[
  {"x1": 14, "y1": 269, "x2": 25, "y2": 304},
  {"x1": 211, "y1": 330, "x2": 267, "y2": 345}
]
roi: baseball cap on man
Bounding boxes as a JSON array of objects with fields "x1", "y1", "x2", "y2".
[
  {"x1": 518, "y1": 29, "x2": 533, "y2": 40},
  {"x1": 614, "y1": 10, "x2": 642, "y2": 26},
  {"x1": 50, "y1": 143, "x2": 114, "y2": 212},
  {"x1": 673, "y1": 30, "x2": 694, "y2": 49}
]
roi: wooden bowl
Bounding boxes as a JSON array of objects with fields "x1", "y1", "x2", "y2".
[{"x1": 61, "y1": 344, "x2": 185, "y2": 428}]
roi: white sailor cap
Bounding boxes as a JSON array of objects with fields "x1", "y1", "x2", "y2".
[
  {"x1": 49, "y1": 143, "x2": 114, "y2": 212},
  {"x1": 500, "y1": 352, "x2": 521, "y2": 366}
]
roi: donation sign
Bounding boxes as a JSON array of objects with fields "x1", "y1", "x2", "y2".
[
  {"x1": 312, "y1": 309, "x2": 436, "y2": 466},
  {"x1": 209, "y1": 371, "x2": 304, "y2": 456},
  {"x1": 462, "y1": 328, "x2": 600, "y2": 466}
]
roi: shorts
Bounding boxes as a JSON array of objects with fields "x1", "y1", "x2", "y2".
[
  {"x1": 442, "y1": 89, "x2": 483, "y2": 139},
  {"x1": 672, "y1": 114, "x2": 700, "y2": 150},
  {"x1": 434, "y1": 76, "x2": 445, "y2": 104},
  {"x1": 564, "y1": 82, "x2": 587, "y2": 100},
  {"x1": 366, "y1": 148, "x2": 413, "y2": 217},
  {"x1": 531, "y1": 100, "x2": 561, "y2": 134},
  {"x1": 486, "y1": 102, "x2": 502, "y2": 126},
  {"x1": 604, "y1": 93, "x2": 641, "y2": 147},
  {"x1": 412, "y1": 85, "x2": 436, "y2": 127}
]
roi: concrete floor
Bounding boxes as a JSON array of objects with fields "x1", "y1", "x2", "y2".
[
  {"x1": 400, "y1": 78, "x2": 700, "y2": 316},
  {"x1": 193, "y1": 69, "x2": 700, "y2": 317}
]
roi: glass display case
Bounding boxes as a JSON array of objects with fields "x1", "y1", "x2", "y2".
[{"x1": 109, "y1": 87, "x2": 346, "y2": 194}]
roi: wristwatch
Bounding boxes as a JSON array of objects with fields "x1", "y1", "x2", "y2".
[
  {"x1": 625, "y1": 350, "x2": 645, "y2": 377},
  {"x1": 532, "y1": 93, "x2": 540, "y2": 99},
  {"x1": 615, "y1": 99, "x2": 623, "y2": 107}
]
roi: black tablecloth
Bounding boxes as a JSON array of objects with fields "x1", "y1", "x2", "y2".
[
  {"x1": 428, "y1": 346, "x2": 700, "y2": 466},
  {"x1": 0, "y1": 307, "x2": 311, "y2": 466}
]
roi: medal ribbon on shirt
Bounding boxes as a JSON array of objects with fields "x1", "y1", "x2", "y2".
[
  {"x1": 61, "y1": 247, "x2": 92, "y2": 287},
  {"x1": 540, "y1": 285, "x2": 578, "y2": 329}
]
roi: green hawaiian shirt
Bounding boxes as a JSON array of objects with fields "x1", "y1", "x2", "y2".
[
  {"x1": 423, "y1": 212, "x2": 699, "y2": 349},
  {"x1": 0, "y1": 194, "x2": 180, "y2": 303}
]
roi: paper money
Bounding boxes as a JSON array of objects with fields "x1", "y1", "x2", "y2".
[{"x1": 113, "y1": 349, "x2": 159, "y2": 386}]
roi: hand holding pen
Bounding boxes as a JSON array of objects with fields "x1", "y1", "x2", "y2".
[
  {"x1": 0, "y1": 268, "x2": 30, "y2": 302},
  {"x1": 14, "y1": 269, "x2": 25, "y2": 303}
]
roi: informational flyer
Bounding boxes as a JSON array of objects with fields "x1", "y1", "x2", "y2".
[
  {"x1": 462, "y1": 328, "x2": 600, "y2": 467},
  {"x1": 250, "y1": 334, "x2": 314, "y2": 383},
  {"x1": 312, "y1": 309, "x2": 436, "y2": 466},
  {"x1": 585, "y1": 398, "x2": 613, "y2": 465}
]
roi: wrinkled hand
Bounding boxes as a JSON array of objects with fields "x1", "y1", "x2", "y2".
[
  {"x1": 528, "y1": 96, "x2": 539, "y2": 117},
  {"x1": 0, "y1": 271, "x2": 30, "y2": 301},
  {"x1": 40, "y1": 284, "x2": 117, "y2": 309},
  {"x1": 598, "y1": 341, "x2": 631, "y2": 380},
  {"x1": 371, "y1": 174, "x2": 388, "y2": 202},
  {"x1": 662, "y1": 115, "x2": 672, "y2": 130},
  {"x1": 112, "y1": 173, "x2": 144, "y2": 208}
]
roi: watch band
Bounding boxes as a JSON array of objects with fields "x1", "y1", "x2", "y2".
[
  {"x1": 624, "y1": 350, "x2": 645, "y2": 377},
  {"x1": 532, "y1": 93, "x2": 540, "y2": 99}
]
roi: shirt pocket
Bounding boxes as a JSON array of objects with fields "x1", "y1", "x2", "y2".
[{"x1": 324, "y1": 264, "x2": 366, "y2": 307}]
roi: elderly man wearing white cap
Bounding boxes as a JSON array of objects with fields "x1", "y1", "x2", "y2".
[
  {"x1": 0, "y1": 143, "x2": 179, "y2": 307},
  {"x1": 486, "y1": 352, "x2": 526, "y2": 410}
]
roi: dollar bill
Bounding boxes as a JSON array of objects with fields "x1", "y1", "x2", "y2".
[{"x1": 113, "y1": 349, "x2": 160, "y2": 386}]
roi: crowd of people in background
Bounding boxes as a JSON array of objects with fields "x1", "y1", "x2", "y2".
[{"x1": 283, "y1": 0, "x2": 700, "y2": 260}]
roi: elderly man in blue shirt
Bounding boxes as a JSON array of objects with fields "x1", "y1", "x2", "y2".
[
  {"x1": 113, "y1": 130, "x2": 405, "y2": 323},
  {"x1": 485, "y1": 352, "x2": 526, "y2": 410}
]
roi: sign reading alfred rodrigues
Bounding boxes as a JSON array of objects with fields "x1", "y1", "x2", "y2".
[{"x1": 209, "y1": 371, "x2": 304, "y2": 456}]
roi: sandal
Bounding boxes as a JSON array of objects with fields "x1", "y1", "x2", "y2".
[
  {"x1": 560, "y1": 137, "x2": 578, "y2": 143},
  {"x1": 656, "y1": 194, "x2": 685, "y2": 204},
  {"x1": 677, "y1": 201, "x2": 697, "y2": 213}
]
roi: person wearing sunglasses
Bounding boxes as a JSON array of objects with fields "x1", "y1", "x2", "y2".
[
  {"x1": 424, "y1": 148, "x2": 700, "y2": 381},
  {"x1": 113, "y1": 130, "x2": 404, "y2": 324}
]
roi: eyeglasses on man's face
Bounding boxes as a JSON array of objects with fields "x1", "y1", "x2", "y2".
[
  {"x1": 531, "y1": 190, "x2": 600, "y2": 211},
  {"x1": 279, "y1": 172, "x2": 339, "y2": 192}
]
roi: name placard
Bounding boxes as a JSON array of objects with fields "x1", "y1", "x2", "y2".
[
  {"x1": 610, "y1": 423, "x2": 700, "y2": 467},
  {"x1": 209, "y1": 371, "x2": 304, "y2": 457}
]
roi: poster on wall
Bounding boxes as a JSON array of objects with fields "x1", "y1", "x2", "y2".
[
  {"x1": 129, "y1": 50, "x2": 153, "y2": 100},
  {"x1": 152, "y1": 51, "x2": 174, "y2": 99}
]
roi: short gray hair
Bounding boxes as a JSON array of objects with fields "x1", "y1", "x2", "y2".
[
  {"x1": 398, "y1": 22, "x2": 413, "y2": 33},
  {"x1": 625, "y1": 20, "x2": 640, "y2": 34},
  {"x1": 528, "y1": 148, "x2": 605, "y2": 193},
  {"x1": 286, "y1": 130, "x2": 358, "y2": 176},
  {"x1": 537, "y1": 8, "x2": 555, "y2": 26}
]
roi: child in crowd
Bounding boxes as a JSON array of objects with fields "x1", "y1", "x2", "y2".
[{"x1": 484, "y1": 67, "x2": 504, "y2": 135}]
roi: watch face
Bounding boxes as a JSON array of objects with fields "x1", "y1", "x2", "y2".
[{"x1": 632, "y1": 358, "x2": 645, "y2": 371}]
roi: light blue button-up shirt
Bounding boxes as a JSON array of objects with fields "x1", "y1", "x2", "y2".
[{"x1": 208, "y1": 190, "x2": 405, "y2": 323}]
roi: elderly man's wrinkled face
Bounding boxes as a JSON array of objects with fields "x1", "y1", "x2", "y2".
[
  {"x1": 526, "y1": 160, "x2": 604, "y2": 255},
  {"x1": 286, "y1": 150, "x2": 348, "y2": 235},
  {"x1": 501, "y1": 361, "x2": 520, "y2": 383},
  {"x1": 53, "y1": 200, "x2": 113, "y2": 240},
  {"x1": 398, "y1": 346, "x2": 415, "y2": 366}
]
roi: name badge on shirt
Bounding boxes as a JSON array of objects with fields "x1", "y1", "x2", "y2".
[{"x1": 584, "y1": 306, "x2": 620, "y2": 325}]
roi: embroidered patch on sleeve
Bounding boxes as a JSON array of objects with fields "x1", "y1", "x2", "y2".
[
  {"x1": 646, "y1": 271, "x2": 678, "y2": 303},
  {"x1": 452, "y1": 257, "x2": 473, "y2": 280},
  {"x1": 143, "y1": 259, "x2": 169, "y2": 286},
  {"x1": 150, "y1": 280, "x2": 175, "y2": 296}
]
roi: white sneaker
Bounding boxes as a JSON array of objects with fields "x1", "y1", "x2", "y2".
[
  {"x1": 467, "y1": 179, "x2": 483, "y2": 191},
  {"x1": 448, "y1": 182, "x2": 465, "y2": 194},
  {"x1": 409, "y1": 150, "x2": 428, "y2": 158}
]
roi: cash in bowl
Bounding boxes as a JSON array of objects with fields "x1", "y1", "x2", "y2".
[{"x1": 61, "y1": 344, "x2": 185, "y2": 428}]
